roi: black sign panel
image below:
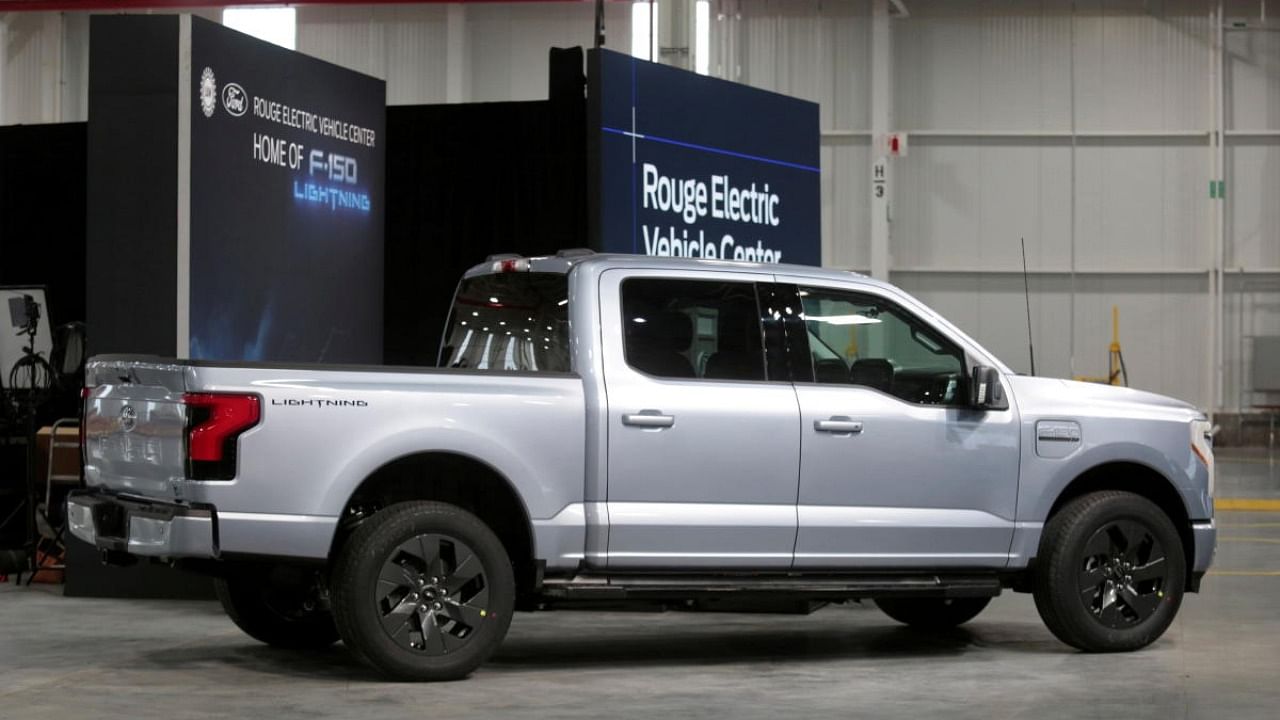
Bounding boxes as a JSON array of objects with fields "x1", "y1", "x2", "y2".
[
  {"x1": 590, "y1": 49, "x2": 820, "y2": 266},
  {"x1": 189, "y1": 17, "x2": 385, "y2": 363}
]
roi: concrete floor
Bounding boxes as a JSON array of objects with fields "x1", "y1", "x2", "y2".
[{"x1": 2, "y1": 451, "x2": 1278, "y2": 719}]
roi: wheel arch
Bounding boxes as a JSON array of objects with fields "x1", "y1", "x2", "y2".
[
  {"x1": 1045, "y1": 461, "x2": 1195, "y2": 590},
  {"x1": 330, "y1": 451, "x2": 537, "y2": 593}
]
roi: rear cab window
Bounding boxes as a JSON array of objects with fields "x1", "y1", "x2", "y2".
[
  {"x1": 440, "y1": 272, "x2": 571, "y2": 372},
  {"x1": 620, "y1": 278, "x2": 766, "y2": 382}
]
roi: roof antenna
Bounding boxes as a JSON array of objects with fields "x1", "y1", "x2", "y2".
[{"x1": 1022, "y1": 237, "x2": 1036, "y2": 376}]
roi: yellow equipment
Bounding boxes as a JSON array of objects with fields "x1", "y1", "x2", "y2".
[{"x1": 1074, "y1": 305, "x2": 1128, "y2": 387}]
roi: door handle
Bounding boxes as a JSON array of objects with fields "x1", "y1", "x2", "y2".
[
  {"x1": 622, "y1": 411, "x2": 675, "y2": 428},
  {"x1": 815, "y1": 417, "x2": 863, "y2": 434}
]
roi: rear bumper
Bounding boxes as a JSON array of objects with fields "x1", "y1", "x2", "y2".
[
  {"x1": 67, "y1": 490, "x2": 216, "y2": 558},
  {"x1": 66, "y1": 489, "x2": 339, "y2": 561}
]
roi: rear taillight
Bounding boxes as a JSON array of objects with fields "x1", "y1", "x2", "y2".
[
  {"x1": 79, "y1": 386, "x2": 93, "y2": 466},
  {"x1": 491, "y1": 258, "x2": 530, "y2": 273},
  {"x1": 184, "y1": 392, "x2": 260, "y2": 480}
]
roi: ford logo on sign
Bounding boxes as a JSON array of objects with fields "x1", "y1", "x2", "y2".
[
  {"x1": 119, "y1": 405, "x2": 138, "y2": 433},
  {"x1": 221, "y1": 82, "x2": 247, "y2": 117}
]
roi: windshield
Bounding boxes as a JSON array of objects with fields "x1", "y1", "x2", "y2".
[{"x1": 439, "y1": 272, "x2": 571, "y2": 373}]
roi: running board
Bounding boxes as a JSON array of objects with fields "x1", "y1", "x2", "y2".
[{"x1": 537, "y1": 573, "x2": 1002, "y2": 601}]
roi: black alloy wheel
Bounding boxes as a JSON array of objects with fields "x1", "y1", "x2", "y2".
[
  {"x1": 375, "y1": 533, "x2": 490, "y2": 655},
  {"x1": 330, "y1": 501, "x2": 515, "y2": 680},
  {"x1": 1033, "y1": 490, "x2": 1185, "y2": 652},
  {"x1": 1077, "y1": 520, "x2": 1168, "y2": 628}
]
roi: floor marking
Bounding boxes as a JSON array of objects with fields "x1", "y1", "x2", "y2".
[
  {"x1": 1220, "y1": 536, "x2": 1280, "y2": 544},
  {"x1": 1206, "y1": 570, "x2": 1280, "y2": 576},
  {"x1": 1216, "y1": 455, "x2": 1280, "y2": 466},
  {"x1": 1219, "y1": 522, "x2": 1280, "y2": 529},
  {"x1": 1215, "y1": 498, "x2": 1280, "y2": 512}
]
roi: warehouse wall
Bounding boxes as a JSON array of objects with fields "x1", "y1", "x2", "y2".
[
  {"x1": 1224, "y1": 13, "x2": 1280, "y2": 415},
  {"x1": 293, "y1": 2, "x2": 633, "y2": 103},
  {"x1": 1, "y1": 1, "x2": 1277, "y2": 414},
  {"x1": 727, "y1": 0, "x2": 1276, "y2": 414}
]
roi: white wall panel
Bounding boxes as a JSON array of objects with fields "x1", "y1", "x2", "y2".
[
  {"x1": 895, "y1": 271, "x2": 1210, "y2": 407},
  {"x1": 1072, "y1": 139, "x2": 1209, "y2": 269},
  {"x1": 1223, "y1": 274, "x2": 1280, "y2": 411},
  {"x1": 734, "y1": 0, "x2": 870, "y2": 131},
  {"x1": 300, "y1": 3, "x2": 632, "y2": 105},
  {"x1": 1222, "y1": 7, "x2": 1280, "y2": 412},
  {"x1": 297, "y1": 5, "x2": 450, "y2": 105},
  {"x1": 1072, "y1": 1, "x2": 1209, "y2": 132},
  {"x1": 467, "y1": 2, "x2": 632, "y2": 103},
  {"x1": 1225, "y1": 13, "x2": 1280, "y2": 130},
  {"x1": 1228, "y1": 139, "x2": 1280, "y2": 269},
  {"x1": 893, "y1": 139, "x2": 1074, "y2": 270},
  {"x1": 878, "y1": 0, "x2": 1218, "y2": 409},
  {"x1": 821, "y1": 138, "x2": 870, "y2": 270},
  {"x1": 2, "y1": 12, "x2": 65, "y2": 124},
  {"x1": 895, "y1": 2, "x2": 1074, "y2": 131},
  {"x1": 732, "y1": 0, "x2": 871, "y2": 268}
]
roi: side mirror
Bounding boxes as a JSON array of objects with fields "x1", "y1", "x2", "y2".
[{"x1": 969, "y1": 366, "x2": 1008, "y2": 410}]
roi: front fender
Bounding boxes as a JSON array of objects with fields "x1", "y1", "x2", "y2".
[{"x1": 1017, "y1": 439, "x2": 1204, "y2": 524}]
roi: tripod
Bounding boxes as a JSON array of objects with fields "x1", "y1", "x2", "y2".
[{"x1": 3, "y1": 296, "x2": 54, "y2": 582}]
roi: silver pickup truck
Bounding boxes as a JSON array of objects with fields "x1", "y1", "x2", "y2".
[{"x1": 69, "y1": 251, "x2": 1216, "y2": 680}]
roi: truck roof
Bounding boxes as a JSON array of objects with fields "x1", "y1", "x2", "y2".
[{"x1": 466, "y1": 250, "x2": 887, "y2": 291}]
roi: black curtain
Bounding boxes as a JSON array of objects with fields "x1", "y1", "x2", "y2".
[
  {"x1": 384, "y1": 94, "x2": 586, "y2": 366},
  {"x1": 0, "y1": 123, "x2": 87, "y2": 551},
  {"x1": 0, "y1": 122, "x2": 88, "y2": 328}
]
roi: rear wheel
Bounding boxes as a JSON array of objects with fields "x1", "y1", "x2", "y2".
[
  {"x1": 215, "y1": 564, "x2": 339, "y2": 649},
  {"x1": 874, "y1": 597, "x2": 991, "y2": 629},
  {"x1": 1032, "y1": 490, "x2": 1185, "y2": 652},
  {"x1": 330, "y1": 501, "x2": 515, "y2": 681}
]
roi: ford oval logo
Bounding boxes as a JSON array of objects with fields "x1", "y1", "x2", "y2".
[
  {"x1": 221, "y1": 82, "x2": 247, "y2": 117},
  {"x1": 119, "y1": 405, "x2": 138, "y2": 433}
]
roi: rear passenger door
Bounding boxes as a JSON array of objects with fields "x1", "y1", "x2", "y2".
[{"x1": 600, "y1": 269, "x2": 801, "y2": 569}]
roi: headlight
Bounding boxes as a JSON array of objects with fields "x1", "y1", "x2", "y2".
[{"x1": 1191, "y1": 419, "x2": 1215, "y2": 497}]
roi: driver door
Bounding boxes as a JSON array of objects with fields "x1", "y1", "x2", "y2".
[{"x1": 779, "y1": 280, "x2": 1020, "y2": 569}]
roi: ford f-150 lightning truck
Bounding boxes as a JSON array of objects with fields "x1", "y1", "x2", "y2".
[{"x1": 69, "y1": 251, "x2": 1217, "y2": 680}]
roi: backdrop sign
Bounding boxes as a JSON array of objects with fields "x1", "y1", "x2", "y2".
[
  {"x1": 589, "y1": 49, "x2": 820, "y2": 266},
  {"x1": 188, "y1": 17, "x2": 385, "y2": 363}
]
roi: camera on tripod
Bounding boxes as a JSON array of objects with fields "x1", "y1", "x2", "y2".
[
  {"x1": 4, "y1": 292, "x2": 52, "y2": 398},
  {"x1": 9, "y1": 294, "x2": 41, "y2": 347}
]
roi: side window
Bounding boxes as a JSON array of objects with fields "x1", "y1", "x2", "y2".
[
  {"x1": 621, "y1": 278, "x2": 766, "y2": 382},
  {"x1": 799, "y1": 287, "x2": 965, "y2": 405}
]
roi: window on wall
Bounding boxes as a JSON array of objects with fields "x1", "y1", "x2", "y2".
[
  {"x1": 799, "y1": 287, "x2": 965, "y2": 406},
  {"x1": 621, "y1": 278, "x2": 765, "y2": 382},
  {"x1": 631, "y1": 1, "x2": 660, "y2": 62},
  {"x1": 695, "y1": 0, "x2": 711, "y2": 75},
  {"x1": 222, "y1": 7, "x2": 297, "y2": 50}
]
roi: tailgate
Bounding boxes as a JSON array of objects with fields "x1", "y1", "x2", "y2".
[{"x1": 83, "y1": 357, "x2": 191, "y2": 498}]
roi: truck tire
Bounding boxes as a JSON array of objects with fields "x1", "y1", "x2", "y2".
[
  {"x1": 329, "y1": 501, "x2": 515, "y2": 681},
  {"x1": 214, "y1": 565, "x2": 339, "y2": 649},
  {"x1": 1032, "y1": 490, "x2": 1185, "y2": 652},
  {"x1": 874, "y1": 597, "x2": 991, "y2": 629}
]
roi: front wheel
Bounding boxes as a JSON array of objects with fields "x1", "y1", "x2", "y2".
[
  {"x1": 329, "y1": 501, "x2": 515, "y2": 681},
  {"x1": 874, "y1": 597, "x2": 991, "y2": 629},
  {"x1": 1032, "y1": 490, "x2": 1185, "y2": 652}
]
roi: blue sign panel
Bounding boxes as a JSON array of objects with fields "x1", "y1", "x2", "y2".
[
  {"x1": 189, "y1": 17, "x2": 385, "y2": 363},
  {"x1": 590, "y1": 49, "x2": 820, "y2": 266}
]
